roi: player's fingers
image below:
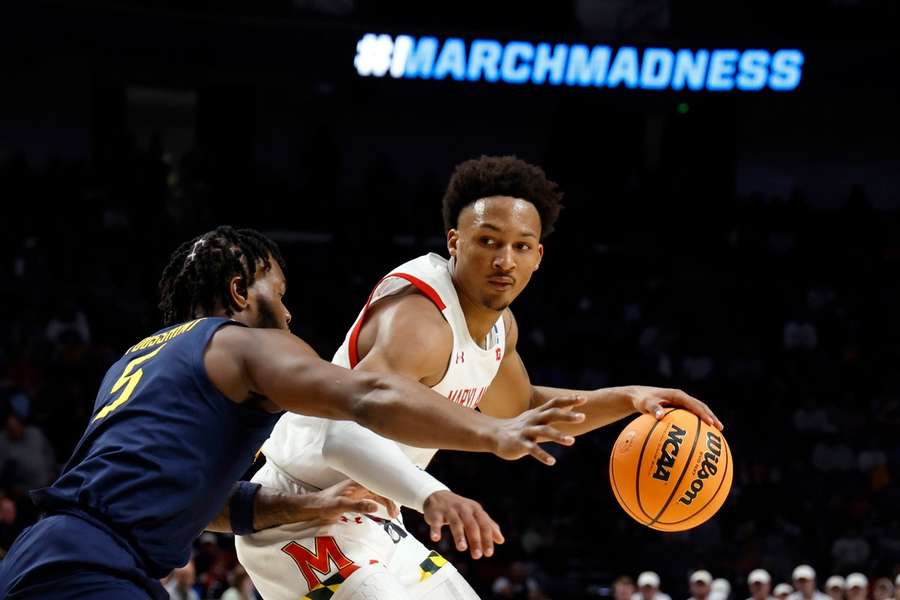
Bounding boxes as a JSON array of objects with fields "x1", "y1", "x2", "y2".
[
  {"x1": 347, "y1": 499, "x2": 379, "y2": 514},
  {"x1": 425, "y1": 510, "x2": 445, "y2": 542},
  {"x1": 473, "y1": 508, "x2": 496, "y2": 558},
  {"x1": 646, "y1": 400, "x2": 665, "y2": 420},
  {"x1": 460, "y1": 510, "x2": 483, "y2": 559},
  {"x1": 525, "y1": 441, "x2": 556, "y2": 466},
  {"x1": 669, "y1": 390, "x2": 723, "y2": 430},
  {"x1": 365, "y1": 491, "x2": 399, "y2": 518},
  {"x1": 529, "y1": 424, "x2": 575, "y2": 446},
  {"x1": 448, "y1": 514, "x2": 468, "y2": 552},
  {"x1": 490, "y1": 517, "x2": 505, "y2": 545},
  {"x1": 533, "y1": 407, "x2": 586, "y2": 425},
  {"x1": 542, "y1": 395, "x2": 587, "y2": 411}
]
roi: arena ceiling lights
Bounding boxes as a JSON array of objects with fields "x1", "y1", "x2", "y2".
[{"x1": 354, "y1": 34, "x2": 804, "y2": 92}]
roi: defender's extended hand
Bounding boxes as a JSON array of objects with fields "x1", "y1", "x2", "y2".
[
  {"x1": 296, "y1": 480, "x2": 399, "y2": 525},
  {"x1": 493, "y1": 395, "x2": 586, "y2": 465}
]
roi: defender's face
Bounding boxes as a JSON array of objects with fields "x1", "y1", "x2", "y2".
[
  {"x1": 241, "y1": 257, "x2": 292, "y2": 331},
  {"x1": 448, "y1": 196, "x2": 543, "y2": 312}
]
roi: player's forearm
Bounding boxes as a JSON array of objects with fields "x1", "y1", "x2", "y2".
[
  {"x1": 322, "y1": 420, "x2": 448, "y2": 512},
  {"x1": 532, "y1": 385, "x2": 635, "y2": 436},
  {"x1": 205, "y1": 485, "x2": 326, "y2": 534},
  {"x1": 354, "y1": 372, "x2": 499, "y2": 453}
]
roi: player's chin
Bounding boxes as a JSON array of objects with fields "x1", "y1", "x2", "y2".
[{"x1": 482, "y1": 297, "x2": 511, "y2": 312}]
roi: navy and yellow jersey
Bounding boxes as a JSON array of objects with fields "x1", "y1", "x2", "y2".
[{"x1": 30, "y1": 317, "x2": 282, "y2": 578}]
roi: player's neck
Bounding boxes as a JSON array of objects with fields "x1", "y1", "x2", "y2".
[{"x1": 452, "y1": 280, "x2": 501, "y2": 346}]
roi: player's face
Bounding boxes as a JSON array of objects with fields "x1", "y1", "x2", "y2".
[
  {"x1": 448, "y1": 196, "x2": 543, "y2": 312},
  {"x1": 244, "y1": 257, "x2": 292, "y2": 330}
]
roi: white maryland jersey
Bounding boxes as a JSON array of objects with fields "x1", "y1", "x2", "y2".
[{"x1": 261, "y1": 253, "x2": 506, "y2": 496}]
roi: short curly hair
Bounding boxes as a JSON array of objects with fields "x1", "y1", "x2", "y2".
[{"x1": 442, "y1": 156, "x2": 563, "y2": 239}]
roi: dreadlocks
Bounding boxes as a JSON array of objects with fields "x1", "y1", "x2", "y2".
[{"x1": 158, "y1": 226, "x2": 286, "y2": 326}]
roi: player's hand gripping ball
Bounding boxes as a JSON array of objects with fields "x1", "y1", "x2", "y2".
[{"x1": 609, "y1": 409, "x2": 732, "y2": 531}]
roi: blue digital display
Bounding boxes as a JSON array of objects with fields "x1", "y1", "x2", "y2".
[{"x1": 354, "y1": 34, "x2": 804, "y2": 92}]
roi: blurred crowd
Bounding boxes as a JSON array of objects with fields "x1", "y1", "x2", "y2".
[{"x1": 1, "y1": 136, "x2": 899, "y2": 599}]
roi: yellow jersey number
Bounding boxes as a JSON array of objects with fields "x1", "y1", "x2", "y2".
[{"x1": 93, "y1": 343, "x2": 168, "y2": 421}]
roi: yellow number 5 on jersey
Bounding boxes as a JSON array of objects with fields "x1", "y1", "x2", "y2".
[{"x1": 93, "y1": 343, "x2": 168, "y2": 421}]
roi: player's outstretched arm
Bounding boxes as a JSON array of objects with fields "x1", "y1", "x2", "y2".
[
  {"x1": 479, "y1": 310, "x2": 723, "y2": 437},
  {"x1": 206, "y1": 480, "x2": 398, "y2": 534},
  {"x1": 204, "y1": 325, "x2": 584, "y2": 463}
]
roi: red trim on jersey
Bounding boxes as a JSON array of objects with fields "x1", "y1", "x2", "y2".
[{"x1": 348, "y1": 273, "x2": 446, "y2": 369}]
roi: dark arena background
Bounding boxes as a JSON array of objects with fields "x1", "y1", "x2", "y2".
[{"x1": 2, "y1": 1, "x2": 900, "y2": 599}]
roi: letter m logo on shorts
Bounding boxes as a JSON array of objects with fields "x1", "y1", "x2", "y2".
[{"x1": 282, "y1": 537, "x2": 359, "y2": 592}]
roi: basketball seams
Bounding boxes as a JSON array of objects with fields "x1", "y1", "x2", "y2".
[
  {"x1": 648, "y1": 412, "x2": 701, "y2": 527},
  {"x1": 633, "y1": 417, "x2": 664, "y2": 521},
  {"x1": 609, "y1": 456, "x2": 648, "y2": 525},
  {"x1": 632, "y1": 408, "x2": 678, "y2": 522},
  {"x1": 654, "y1": 428, "x2": 731, "y2": 527}
]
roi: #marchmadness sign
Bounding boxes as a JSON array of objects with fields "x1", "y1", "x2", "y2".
[{"x1": 354, "y1": 34, "x2": 804, "y2": 92}]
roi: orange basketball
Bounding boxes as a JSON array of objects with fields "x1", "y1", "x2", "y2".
[{"x1": 609, "y1": 408, "x2": 733, "y2": 532}]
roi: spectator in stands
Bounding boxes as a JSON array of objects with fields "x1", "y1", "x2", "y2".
[
  {"x1": 788, "y1": 565, "x2": 830, "y2": 600},
  {"x1": 0, "y1": 497, "x2": 21, "y2": 555},
  {"x1": 165, "y1": 559, "x2": 200, "y2": 600},
  {"x1": 491, "y1": 561, "x2": 547, "y2": 599},
  {"x1": 614, "y1": 575, "x2": 636, "y2": 600},
  {"x1": 713, "y1": 578, "x2": 733, "y2": 600},
  {"x1": 747, "y1": 569, "x2": 774, "y2": 600},
  {"x1": 873, "y1": 578, "x2": 895, "y2": 600},
  {"x1": 844, "y1": 573, "x2": 868, "y2": 600},
  {"x1": 775, "y1": 584, "x2": 795, "y2": 600},
  {"x1": 825, "y1": 576, "x2": 846, "y2": 600},
  {"x1": 221, "y1": 565, "x2": 255, "y2": 600},
  {"x1": 0, "y1": 401, "x2": 56, "y2": 495},
  {"x1": 634, "y1": 571, "x2": 672, "y2": 600},
  {"x1": 689, "y1": 571, "x2": 714, "y2": 600}
]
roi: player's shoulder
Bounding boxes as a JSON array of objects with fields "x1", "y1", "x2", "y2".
[
  {"x1": 371, "y1": 288, "x2": 451, "y2": 338},
  {"x1": 209, "y1": 322, "x2": 316, "y2": 357},
  {"x1": 365, "y1": 288, "x2": 453, "y2": 361}
]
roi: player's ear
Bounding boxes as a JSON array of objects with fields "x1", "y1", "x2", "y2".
[
  {"x1": 447, "y1": 229, "x2": 460, "y2": 258},
  {"x1": 229, "y1": 275, "x2": 250, "y2": 310},
  {"x1": 535, "y1": 243, "x2": 544, "y2": 271}
]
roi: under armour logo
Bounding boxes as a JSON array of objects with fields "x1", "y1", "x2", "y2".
[{"x1": 455, "y1": 351, "x2": 465, "y2": 364}]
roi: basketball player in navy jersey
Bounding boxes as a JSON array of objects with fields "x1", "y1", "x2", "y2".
[
  {"x1": 0, "y1": 227, "x2": 585, "y2": 600},
  {"x1": 238, "y1": 158, "x2": 724, "y2": 600}
]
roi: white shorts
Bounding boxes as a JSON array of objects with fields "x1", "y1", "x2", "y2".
[{"x1": 236, "y1": 462, "x2": 477, "y2": 600}]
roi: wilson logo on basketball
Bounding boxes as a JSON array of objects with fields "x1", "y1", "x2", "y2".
[
  {"x1": 651, "y1": 424, "x2": 687, "y2": 482},
  {"x1": 678, "y1": 432, "x2": 723, "y2": 505}
]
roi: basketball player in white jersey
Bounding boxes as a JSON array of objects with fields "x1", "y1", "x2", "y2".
[{"x1": 237, "y1": 156, "x2": 723, "y2": 600}]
